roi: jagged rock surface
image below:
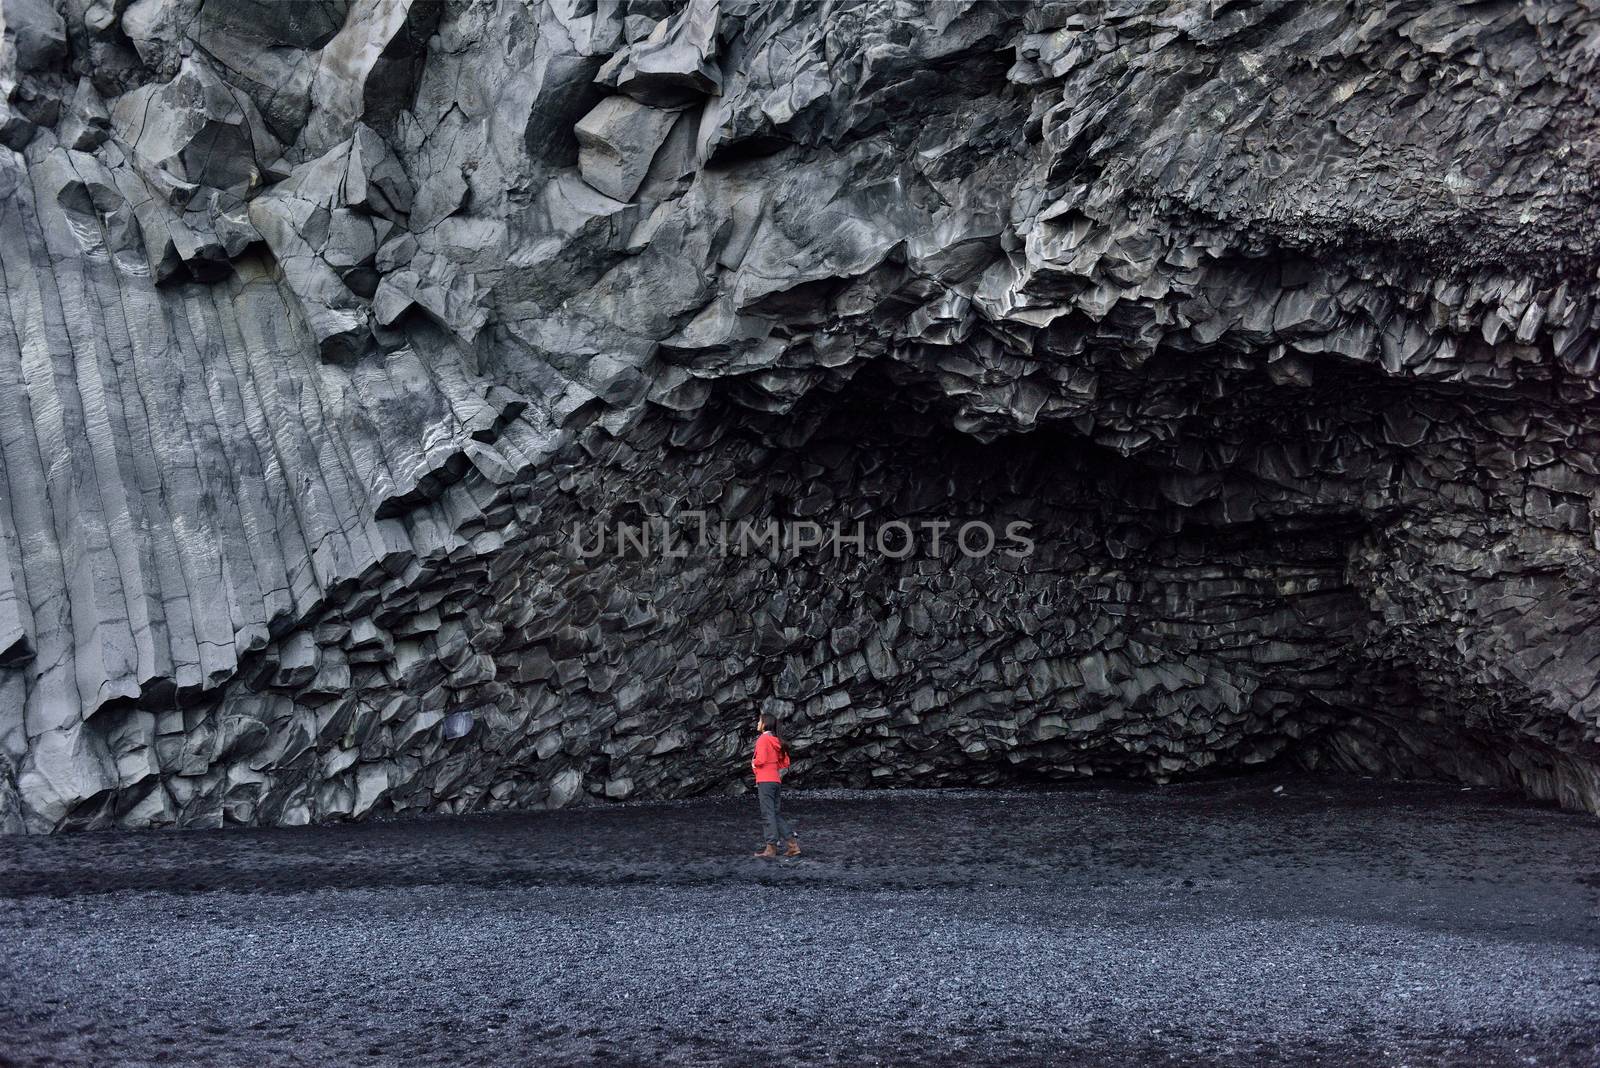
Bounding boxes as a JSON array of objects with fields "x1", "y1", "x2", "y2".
[{"x1": 0, "y1": 0, "x2": 1597, "y2": 832}]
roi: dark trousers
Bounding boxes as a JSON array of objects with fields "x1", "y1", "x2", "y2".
[{"x1": 758, "y1": 781, "x2": 795, "y2": 845}]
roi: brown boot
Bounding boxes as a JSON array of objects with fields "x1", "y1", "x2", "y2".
[
  {"x1": 783, "y1": 837, "x2": 801, "y2": 858},
  {"x1": 753, "y1": 843, "x2": 778, "y2": 859}
]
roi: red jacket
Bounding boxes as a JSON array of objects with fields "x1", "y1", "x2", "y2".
[{"x1": 752, "y1": 731, "x2": 790, "y2": 783}]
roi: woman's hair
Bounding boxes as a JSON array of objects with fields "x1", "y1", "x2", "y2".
[{"x1": 759, "y1": 713, "x2": 791, "y2": 760}]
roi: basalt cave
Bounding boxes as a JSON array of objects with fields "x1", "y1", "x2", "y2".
[{"x1": 1, "y1": 0, "x2": 1599, "y2": 834}]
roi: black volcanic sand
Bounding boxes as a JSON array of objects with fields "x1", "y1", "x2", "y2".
[{"x1": 2, "y1": 779, "x2": 1598, "y2": 1067}]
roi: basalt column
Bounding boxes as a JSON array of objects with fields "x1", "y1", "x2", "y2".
[{"x1": 0, "y1": 0, "x2": 1596, "y2": 830}]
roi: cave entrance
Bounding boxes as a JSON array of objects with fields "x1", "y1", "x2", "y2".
[{"x1": 549, "y1": 356, "x2": 1379, "y2": 796}]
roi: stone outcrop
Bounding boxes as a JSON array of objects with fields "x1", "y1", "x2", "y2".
[{"x1": 0, "y1": 0, "x2": 1596, "y2": 832}]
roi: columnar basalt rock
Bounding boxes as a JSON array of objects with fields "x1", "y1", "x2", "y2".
[{"x1": 0, "y1": 0, "x2": 1596, "y2": 832}]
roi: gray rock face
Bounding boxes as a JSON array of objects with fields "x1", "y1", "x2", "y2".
[{"x1": 0, "y1": 0, "x2": 1596, "y2": 832}]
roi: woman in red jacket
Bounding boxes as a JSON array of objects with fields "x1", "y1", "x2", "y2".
[{"x1": 752, "y1": 713, "x2": 800, "y2": 858}]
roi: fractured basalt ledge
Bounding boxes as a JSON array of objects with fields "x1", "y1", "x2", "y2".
[{"x1": 0, "y1": 0, "x2": 1597, "y2": 831}]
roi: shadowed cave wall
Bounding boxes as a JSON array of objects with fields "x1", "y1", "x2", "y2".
[{"x1": 0, "y1": 0, "x2": 1598, "y2": 830}]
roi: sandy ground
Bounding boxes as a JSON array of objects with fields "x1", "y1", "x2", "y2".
[{"x1": 1, "y1": 777, "x2": 1598, "y2": 1067}]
